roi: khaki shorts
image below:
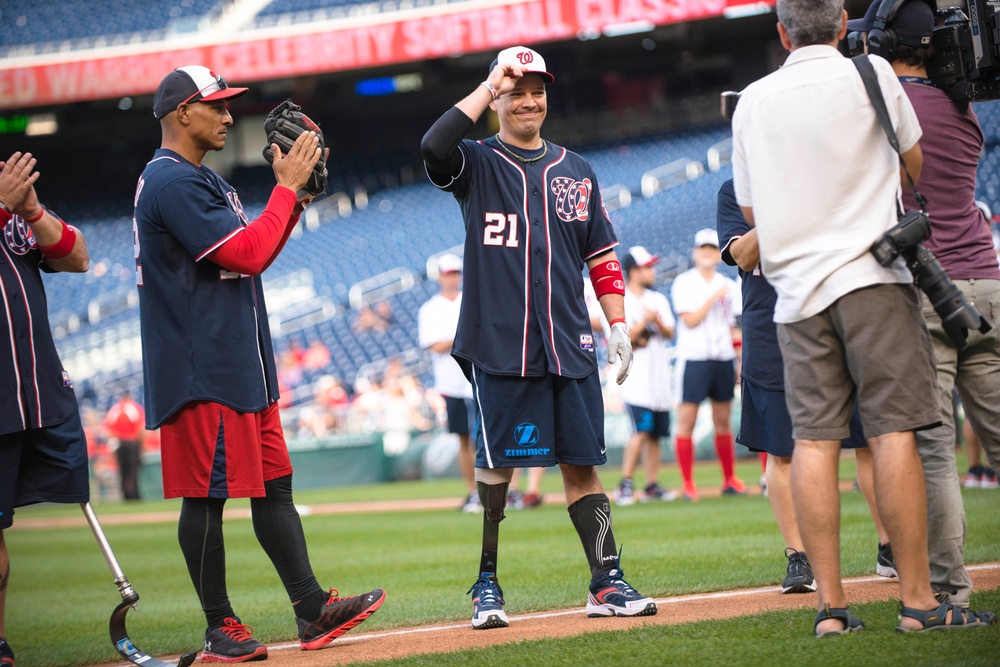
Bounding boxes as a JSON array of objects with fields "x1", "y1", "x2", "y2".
[{"x1": 776, "y1": 283, "x2": 941, "y2": 441}]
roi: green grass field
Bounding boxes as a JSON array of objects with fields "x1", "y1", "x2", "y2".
[{"x1": 6, "y1": 456, "x2": 999, "y2": 666}]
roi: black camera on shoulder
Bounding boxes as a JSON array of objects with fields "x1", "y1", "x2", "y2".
[{"x1": 871, "y1": 210, "x2": 991, "y2": 348}]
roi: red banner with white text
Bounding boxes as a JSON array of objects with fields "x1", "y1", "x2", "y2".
[{"x1": 0, "y1": 0, "x2": 774, "y2": 110}]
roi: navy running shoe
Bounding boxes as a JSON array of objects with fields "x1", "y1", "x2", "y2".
[
  {"x1": 468, "y1": 574, "x2": 509, "y2": 629},
  {"x1": 587, "y1": 567, "x2": 657, "y2": 617},
  {"x1": 0, "y1": 637, "x2": 14, "y2": 667}
]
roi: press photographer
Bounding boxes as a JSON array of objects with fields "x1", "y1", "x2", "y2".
[{"x1": 848, "y1": 0, "x2": 1000, "y2": 610}]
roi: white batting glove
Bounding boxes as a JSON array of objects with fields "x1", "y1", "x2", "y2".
[{"x1": 607, "y1": 321, "x2": 633, "y2": 385}]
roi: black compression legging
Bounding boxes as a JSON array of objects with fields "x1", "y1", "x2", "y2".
[{"x1": 178, "y1": 475, "x2": 324, "y2": 627}]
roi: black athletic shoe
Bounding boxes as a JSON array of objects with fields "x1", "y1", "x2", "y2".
[
  {"x1": 297, "y1": 588, "x2": 386, "y2": 650},
  {"x1": 782, "y1": 548, "x2": 817, "y2": 594},
  {"x1": 877, "y1": 542, "x2": 898, "y2": 578},
  {"x1": 0, "y1": 637, "x2": 15, "y2": 667},
  {"x1": 201, "y1": 618, "x2": 267, "y2": 663}
]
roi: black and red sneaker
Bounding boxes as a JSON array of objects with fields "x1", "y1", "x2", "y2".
[
  {"x1": 201, "y1": 618, "x2": 267, "y2": 663},
  {"x1": 0, "y1": 637, "x2": 15, "y2": 667},
  {"x1": 297, "y1": 588, "x2": 385, "y2": 650}
]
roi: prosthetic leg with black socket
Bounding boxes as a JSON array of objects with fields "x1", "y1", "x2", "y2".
[
  {"x1": 568, "y1": 493, "x2": 658, "y2": 617},
  {"x1": 467, "y1": 481, "x2": 510, "y2": 629}
]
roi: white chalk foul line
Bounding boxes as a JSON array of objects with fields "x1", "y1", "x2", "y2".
[{"x1": 258, "y1": 562, "x2": 1000, "y2": 654}]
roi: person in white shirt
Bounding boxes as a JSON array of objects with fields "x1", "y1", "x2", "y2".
[
  {"x1": 419, "y1": 254, "x2": 479, "y2": 512},
  {"x1": 670, "y1": 229, "x2": 744, "y2": 501},
  {"x1": 612, "y1": 247, "x2": 678, "y2": 505}
]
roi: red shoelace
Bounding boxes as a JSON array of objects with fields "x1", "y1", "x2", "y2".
[{"x1": 219, "y1": 618, "x2": 255, "y2": 642}]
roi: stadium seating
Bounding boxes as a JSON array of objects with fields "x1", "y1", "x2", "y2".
[
  {"x1": 41, "y1": 104, "x2": 1000, "y2": 414},
  {"x1": 0, "y1": 0, "x2": 219, "y2": 48}
]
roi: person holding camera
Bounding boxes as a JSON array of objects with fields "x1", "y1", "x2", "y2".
[
  {"x1": 848, "y1": 0, "x2": 1000, "y2": 610},
  {"x1": 731, "y1": 0, "x2": 994, "y2": 635}
]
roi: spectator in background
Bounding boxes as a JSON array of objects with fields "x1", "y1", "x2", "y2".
[
  {"x1": 354, "y1": 301, "x2": 395, "y2": 334},
  {"x1": 302, "y1": 337, "x2": 331, "y2": 372},
  {"x1": 1, "y1": 150, "x2": 92, "y2": 667},
  {"x1": 612, "y1": 246, "x2": 679, "y2": 505},
  {"x1": 103, "y1": 390, "x2": 145, "y2": 500},
  {"x1": 670, "y1": 228, "x2": 744, "y2": 501},
  {"x1": 418, "y1": 254, "x2": 480, "y2": 512},
  {"x1": 851, "y1": 0, "x2": 1000, "y2": 608}
]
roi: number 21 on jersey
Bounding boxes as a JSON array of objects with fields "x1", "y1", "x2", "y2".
[{"x1": 483, "y1": 212, "x2": 519, "y2": 248}]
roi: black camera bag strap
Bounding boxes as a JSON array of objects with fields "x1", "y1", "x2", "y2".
[{"x1": 852, "y1": 54, "x2": 928, "y2": 212}]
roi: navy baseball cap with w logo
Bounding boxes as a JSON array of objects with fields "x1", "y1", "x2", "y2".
[
  {"x1": 153, "y1": 65, "x2": 249, "y2": 119},
  {"x1": 490, "y1": 46, "x2": 555, "y2": 83}
]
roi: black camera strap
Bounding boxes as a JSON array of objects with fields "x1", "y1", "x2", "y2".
[{"x1": 852, "y1": 54, "x2": 929, "y2": 213}]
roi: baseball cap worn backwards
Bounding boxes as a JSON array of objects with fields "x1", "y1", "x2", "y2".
[
  {"x1": 490, "y1": 46, "x2": 555, "y2": 83},
  {"x1": 623, "y1": 245, "x2": 659, "y2": 273},
  {"x1": 847, "y1": 0, "x2": 934, "y2": 47},
  {"x1": 153, "y1": 65, "x2": 249, "y2": 119}
]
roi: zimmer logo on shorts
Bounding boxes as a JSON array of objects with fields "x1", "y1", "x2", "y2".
[{"x1": 507, "y1": 422, "x2": 549, "y2": 458}]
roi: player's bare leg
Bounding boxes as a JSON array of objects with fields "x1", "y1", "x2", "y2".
[{"x1": 854, "y1": 445, "x2": 894, "y2": 576}]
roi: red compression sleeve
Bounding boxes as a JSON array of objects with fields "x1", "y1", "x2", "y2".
[
  {"x1": 208, "y1": 186, "x2": 297, "y2": 275},
  {"x1": 589, "y1": 258, "x2": 626, "y2": 299}
]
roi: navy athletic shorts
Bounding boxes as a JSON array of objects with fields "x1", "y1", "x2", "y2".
[
  {"x1": 470, "y1": 366, "x2": 606, "y2": 468},
  {"x1": 625, "y1": 404, "x2": 672, "y2": 439},
  {"x1": 0, "y1": 409, "x2": 90, "y2": 529},
  {"x1": 738, "y1": 379, "x2": 867, "y2": 457},
  {"x1": 679, "y1": 359, "x2": 735, "y2": 404},
  {"x1": 443, "y1": 395, "x2": 474, "y2": 436}
]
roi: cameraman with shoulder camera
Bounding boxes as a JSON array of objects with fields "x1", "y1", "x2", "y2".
[
  {"x1": 848, "y1": 0, "x2": 1000, "y2": 611},
  {"x1": 732, "y1": 0, "x2": 995, "y2": 636}
]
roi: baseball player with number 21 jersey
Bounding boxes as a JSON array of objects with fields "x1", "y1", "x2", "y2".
[{"x1": 421, "y1": 45, "x2": 657, "y2": 632}]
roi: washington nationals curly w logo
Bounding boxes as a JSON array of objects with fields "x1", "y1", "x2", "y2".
[
  {"x1": 516, "y1": 50, "x2": 534, "y2": 65},
  {"x1": 550, "y1": 177, "x2": 592, "y2": 222}
]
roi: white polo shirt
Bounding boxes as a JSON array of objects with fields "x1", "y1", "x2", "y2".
[
  {"x1": 619, "y1": 287, "x2": 677, "y2": 411},
  {"x1": 670, "y1": 268, "x2": 738, "y2": 362},
  {"x1": 732, "y1": 47, "x2": 921, "y2": 323},
  {"x1": 418, "y1": 292, "x2": 473, "y2": 399}
]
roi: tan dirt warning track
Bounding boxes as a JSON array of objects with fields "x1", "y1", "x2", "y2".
[
  {"x1": 92, "y1": 567, "x2": 1000, "y2": 667},
  {"x1": 67, "y1": 495, "x2": 1000, "y2": 667}
]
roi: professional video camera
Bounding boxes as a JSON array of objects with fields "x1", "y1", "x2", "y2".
[
  {"x1": 926, "y1": 2, "x2": 1000, "y2": 101},
  {"x1": 871, "y1": 209, "x2": 991, "y2": 348},
  {"x1": 845, "y1": 2, "x2": 1000, "y2": 101}
]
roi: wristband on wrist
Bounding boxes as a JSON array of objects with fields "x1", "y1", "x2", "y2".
[
  {"x1": 609, "y1": 318, "x2": 626, "y2": 327},
  {"x1": 0, "y1": 202, "x2": 10, "y2": 225},
  {"x1": 24, "y1": 208, "x2": 45, "y2": 223},
  {"x1": 480, "y1": 81, "x2": 498, "y2": 101},
  {"x1": 38, "y1": 219, "x2": 77, "y2": 259}
]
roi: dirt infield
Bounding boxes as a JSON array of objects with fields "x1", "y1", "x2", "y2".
[{"x1": 90, "y1": 565, "x2": 1000, "y2": 667}]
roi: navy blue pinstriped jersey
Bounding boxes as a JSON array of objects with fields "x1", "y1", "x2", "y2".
[
  {"x1": 432, "y1": 136, "x2": 618, "y2": 378},
  {"x1": 133, "y1": 148, "x2": 279, "y2": 428},
  {"x1": 1, "y1": 215, "x2": 78, "y2": 435}
]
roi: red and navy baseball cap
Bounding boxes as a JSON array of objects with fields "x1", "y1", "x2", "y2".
[
  {"x1": 622, "y1": 245, "x2": 659, "y2": 273},
  {"x1": 490, "y1": 46, "x2": 555, "y2": 84},
  {"x1": 153, "y1": 65, "x2": 249, "y2": 119}
]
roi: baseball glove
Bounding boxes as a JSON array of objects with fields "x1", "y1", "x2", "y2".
[{"x1": 262, "y1": 99, "x2": 328, "y2": 198}]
